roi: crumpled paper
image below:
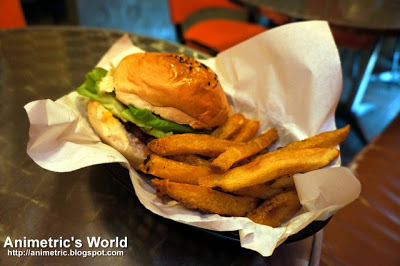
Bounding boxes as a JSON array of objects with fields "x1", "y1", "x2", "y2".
[{"x1": 25, "y1": 21, "x2": 361, "y2": 256}]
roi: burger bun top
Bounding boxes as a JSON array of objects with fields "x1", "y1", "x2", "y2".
[{"x1": 113, "y1": 52, "x2": 230, "y2": 130}]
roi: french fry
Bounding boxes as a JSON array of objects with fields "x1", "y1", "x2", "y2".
[
  {"x1": 280, "y1": 125, "x2": 350, "y2": 151},
  {"x1": 271, "y1": 175, "x2": 295, "y2": 189},
  {"x1": 211, "y1": 113, "x2": 246, "y2": 139},
  {"x1": 246, "y1": 190, "x2": 301, "y2": 227},
  {"x1": 233, "y1": 183, "x2": 283, "y2": 200},
  {"x1": 233, "y1": 175, "x2": 294, "y2": 199},
  {"x1": 250, "y1": 126, "x2": 350, "y2": 164},
  {"x1": 147, "y1": 133, "x2": 243, "y2": 157},
  {"x1": 167, "y1": 154, "x2": 212, "y2": 168},
  {"x1": 211, "y1": 128, "x2": 278, "y2": 171},
  {"x1": 140, "y1": 154, "x2": 213, "y2": 185},
  {"x1": 198, "y1": 148, "x2": 339, "y2": 192},
  {"x1": 229, "y1": 119, "x2": 260, "y2": 142},
  {"x1": 145, "y1": 114, "x2": 350, "y2": 228},
  {"x1": 152, "y1": 179, "x2": 259, "y2": 217}
]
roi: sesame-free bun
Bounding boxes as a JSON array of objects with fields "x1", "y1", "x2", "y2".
[
  {"x1": 113, "y1": 52, "x2": 229, "y2": 129},
  {"x1": 87, "y1": 100, "x2": 150, "y2": 169}
]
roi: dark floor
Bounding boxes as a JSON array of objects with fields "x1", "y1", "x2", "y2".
[{"x1": 21, "y1": 0, "x2": 400, "y2": 165}]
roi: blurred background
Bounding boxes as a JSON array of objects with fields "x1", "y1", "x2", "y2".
[
  {"x1": 2, "y1": 0, "x2": 399, "y2": 163},
  {"x1": 21, "y1": 0, "x2": 178, "y2": 41}
]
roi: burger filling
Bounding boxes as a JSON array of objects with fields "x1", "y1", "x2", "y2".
[{"x1": 77, "y1": 67, "x2": 209, "y2": 138}]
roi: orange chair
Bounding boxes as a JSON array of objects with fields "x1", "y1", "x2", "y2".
[
  {"x1": 168, "y1": 0, "x2": 266, "y2": 55},
  {"x1": 0, "y1": 0, "x2": 26, "y2": 28}
]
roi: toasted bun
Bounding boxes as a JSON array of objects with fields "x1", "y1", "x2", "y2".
[
  {"x1": 87, "y1": 100, "x2": 150, "y2": 169},
  {"x1": 113, "y1": 52, "x2": 229, "y2": 129}
]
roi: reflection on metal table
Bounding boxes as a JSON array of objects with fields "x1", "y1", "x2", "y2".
[{"x1": 0, "y1": 27, "x2": 322, "y2": 265}]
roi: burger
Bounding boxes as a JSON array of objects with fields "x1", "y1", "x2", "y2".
[{"x1": 77, "y1": 52, "x2": 230, "y2": 168}]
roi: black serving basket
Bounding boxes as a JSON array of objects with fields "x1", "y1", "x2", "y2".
[{"x1": 105, "y1": 163, "x2": 331, "y2": 243}]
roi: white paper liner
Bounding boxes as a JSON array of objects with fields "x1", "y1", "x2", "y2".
[{"x1": 24, "y1": 21, "x2": 361, "y2": 256}]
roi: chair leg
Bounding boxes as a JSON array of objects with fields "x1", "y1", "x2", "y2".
[
  {"x1": 371, "y1": 37, "x2": 400, "y2": 83},
  {"x1": 350, "y1": 38, "x2": 383, "y2": 115},
  {"x1": 391, "y1": 38, "x2": 400, "y2": 73},
  {"x1": 336, "y1": 38, "x2": 383, "y2": 144},
  {"x1": 174, "y1": 24, "x2": 184, "y2": 43}
]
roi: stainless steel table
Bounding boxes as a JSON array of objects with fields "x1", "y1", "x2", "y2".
[{"x1": 0, "y1": 27, "x2": 322, "y2": 265}]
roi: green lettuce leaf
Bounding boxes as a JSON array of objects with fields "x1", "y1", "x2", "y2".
[
  {"x1": 128, "y1": 106, "x2": 201, "y2": 133},
  {"x1": 83, "y1": 67, "x2": 108, "y2": 94},
  {"x1": 76, "y1": 68, "x2": 172, "y2": 138},
  {"x1": 119, "y1": 109, "x2": 172, "y2": 138}
]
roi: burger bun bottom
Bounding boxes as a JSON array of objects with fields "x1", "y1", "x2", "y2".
[{"x1": 87, "y1": 100, "x2": 150, "y2": 169}]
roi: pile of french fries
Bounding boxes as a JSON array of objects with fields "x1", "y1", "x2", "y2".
[{"x1": 139, "y1": 113, "x2": 350, "y2": 227}]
